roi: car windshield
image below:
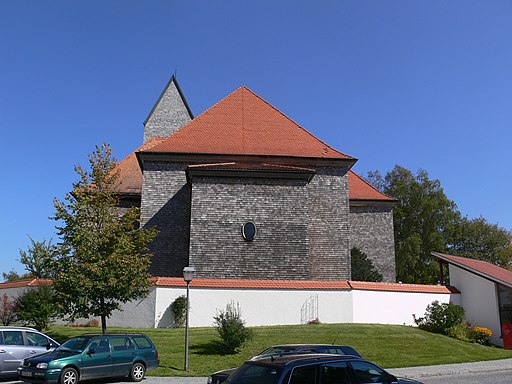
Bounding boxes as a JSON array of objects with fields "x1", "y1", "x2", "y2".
[
  {"x1": 225, "y1": 363, "x2": 281, "y2": 384},
  {"x1": 258, "y1": 346, "x2": 297, "y2": 356},
  {"x1": 57, "y1": 336, "x2": 91, "y2": 353}
]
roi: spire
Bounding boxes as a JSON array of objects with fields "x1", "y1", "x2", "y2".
[{"x1": 143, "y1": 75, "x2": 193, "y2": 143}]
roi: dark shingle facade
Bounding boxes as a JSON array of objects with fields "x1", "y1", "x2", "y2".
[{"x1": 118, "y1": 76, "x2": 397, "y2": 282}]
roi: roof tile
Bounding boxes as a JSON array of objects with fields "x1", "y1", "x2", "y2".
[{"x1": 143, "y1": 87, "x2": 354, "y2": 160}]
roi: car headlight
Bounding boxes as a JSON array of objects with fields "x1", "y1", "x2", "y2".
[
  {"x1": 36, "y1": 363, "x2": 48, "y2": 369},
  {"x1": 207, "y1": 376, "x2": 213, "y2": 384}
]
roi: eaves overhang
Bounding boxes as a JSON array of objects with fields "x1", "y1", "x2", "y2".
[
  {"x1": 433, "y1": 252, "x2": 512, "y2": 289},
  {"x1": 349, "y1": 199, "x2": 397, "y2": 208},
  {"x1": 136, "y1": 151, "x2": 357, "y2": 171}
]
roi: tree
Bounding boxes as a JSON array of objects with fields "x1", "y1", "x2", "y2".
[
  {"x1": 0, "y1": 294, "x2": 17, "y2": 325},
  {"x1": 15, "y1": 285, "x2": 57, "y2": 331},
  {"x1": 350, "y1": 248, "x2": 383, "y2": 282},
  {"x1": 2, "y1": 270, "x2": 31, "y2": 282},
  {"x1": 52, "y1": 143, "x2": 158, "y2": 333},
  {"x1": 449, "y1": 216, "x2": 512, "y2": 268},
  {"x1": 367, "y1": 166, "x2": 460, "y2": 284},
  {"x1": 19, "y1": 237, "x2": 59, "y2": 278}
]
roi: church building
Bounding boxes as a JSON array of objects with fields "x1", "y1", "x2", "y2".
[{"x1": 116, "y1": 77, "x2": 397, "y2": 282}]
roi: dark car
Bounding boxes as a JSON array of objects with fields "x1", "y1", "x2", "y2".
[
  {"x1": 224, "y1": 354, "x2": 423, "y2": 384},
  {"x1": 208, "y1": 344, "x2": 362, "y2": 384},
  {"x1": 17, "y1": 333, "x2": 159, "y2": 384}
]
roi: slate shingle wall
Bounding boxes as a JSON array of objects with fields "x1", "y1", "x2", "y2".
[
  {"x1": 189, "y1": 177, "x2": 310, "y2": 280},
  {"x1": 140, "y1": 161, "x2": 392, "y2": 282},
  {"x1": 349, "y1": 205, "x2": 396, "y2": 282},
  {"x1": 140, "y1": 162, "x2": 190, "y2": 276},
  {"x1": 308, "y1": 167, "x2": 351, "y2": 280}
]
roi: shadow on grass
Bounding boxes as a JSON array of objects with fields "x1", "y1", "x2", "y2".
[{"x1": 191, "y1": 340, "x2": 235, "y2": 356}]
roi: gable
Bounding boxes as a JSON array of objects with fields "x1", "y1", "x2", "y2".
[{"x1": 142, "y1": 86, "x2": 355, "y2": 160}]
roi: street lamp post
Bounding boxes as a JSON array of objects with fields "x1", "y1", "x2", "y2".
[{"x1": 183, "y1": 266, "x2": 195, "y2": 372}]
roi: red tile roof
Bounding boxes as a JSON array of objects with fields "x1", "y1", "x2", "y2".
[
  {"x1": 348, "y1": 280, "x2": 459, "y2": 294},
  {"x1": 115, "y1": 137, "x2": 166, "y2": 194},
  {"x1": 348, "y1": 171, "x2": 397, "y2": 202},
  {"x1": 153, "y1": 277, "x2": 351, "y2": 290},
  {"x1": 0, "y1": 279, "x2": 52, "y2": 289},
  {"x1": 433, "y1": 252, "x2": 512, "y2": 289},
  {"x1": 153, "y1": 277, "x2": 456, "y2": 293},
  {"x1": 142, "y1": 87, "x2": 354, "y2": 160}
]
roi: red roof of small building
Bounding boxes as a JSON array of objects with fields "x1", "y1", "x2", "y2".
[
  {"x1": 348, "y1": 171, "x2": 396, "y2": 202},
  {"x1": 433, "y1": 252, "x2": 512, "y2": 289},
  {"x1": 143, "y1": 86, "x2": 354, "y2": 160}
]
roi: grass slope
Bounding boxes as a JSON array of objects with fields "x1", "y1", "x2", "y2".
[{"x1": 45, "y1": 324, "x2": 512, "y2": 377}]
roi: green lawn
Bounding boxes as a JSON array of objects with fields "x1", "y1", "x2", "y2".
[{"x1": 44, "y1": 323, "x2": 512, "y2": 377}]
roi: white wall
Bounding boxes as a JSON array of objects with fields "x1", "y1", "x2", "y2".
[
  {"x1": 108, "y1": 287, "x2": 157, "y2": 328},
  {"x1": 351, "y1": 290, "x2": 455, "y2": 325},
  {"x1": 449, "y1": 265, "x2": 502, "y2": 346},
  {"x1": 0, "y1": 283, "x2": 459, "y2": 331},
  {"x1": 155, "y1": 287, "x2": 353, "y2": 327}
]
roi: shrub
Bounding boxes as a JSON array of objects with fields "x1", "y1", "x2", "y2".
[
  {"x1": 213, "y1": 301, "x2": 253, "y2": 354},
  {"x1": 15, "y1": 285, "x2": 58, "y2": 331},
  {"x1": 414, "y1": 300, "x2": 465, "y2": 335},
  {"x1": 447, "y1": 322, "x2": 471, "y2": 342},
  {"x1": 170, "y1": 295, "x2": 187, "y2": 328},
  {"x1": 469, "y1": 326, "x2": 492, "y2": 345}
]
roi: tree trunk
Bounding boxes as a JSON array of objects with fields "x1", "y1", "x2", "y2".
[{"x1": 100, "y1": 297, "x2": 107, "y2": 334}]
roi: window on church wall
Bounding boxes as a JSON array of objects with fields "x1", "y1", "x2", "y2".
[{"x1": 242, "y1": 221, "x2": 257, "y2": 241}]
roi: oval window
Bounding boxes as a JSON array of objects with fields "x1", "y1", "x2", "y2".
[{"x1": 242, "y1": 221, "x2": 257, "y2": 241}]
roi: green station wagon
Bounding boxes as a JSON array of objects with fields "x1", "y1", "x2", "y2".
[{"x1": 17, "y1": 333, "x2": 159, "y2": 384}]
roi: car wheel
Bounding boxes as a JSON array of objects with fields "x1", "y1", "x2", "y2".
[
  {"x1": 129, "y1": 362, "x2": 146, "y2": 382},
  {"x1": 59, "y1": 367, "x2": 79, "y2": 384}
]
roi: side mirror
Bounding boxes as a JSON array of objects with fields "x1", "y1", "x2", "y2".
[
  {"x1": 388, "y1": 374, "x2": 398, "y2": 384},
  {"x1": 45, "y1": 343, "x2": 51, "y2": 350},
  {"x1": 87, "y1": 348, "x2": 96, "y2": 355}
]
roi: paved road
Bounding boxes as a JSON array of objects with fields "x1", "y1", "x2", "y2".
[{"x1": 4, "y1": 358, "x2": 512, "y2": 383}]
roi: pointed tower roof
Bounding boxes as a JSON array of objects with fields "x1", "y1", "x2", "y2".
[
  {"x1": 143, "y1": 86, "x2": 354, "y2": 160},
  {"x1": 143, "y1": 75, "x2": 193, "y2": 143}
]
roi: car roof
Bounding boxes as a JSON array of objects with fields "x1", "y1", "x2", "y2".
[
  {"x1": 0, "y1": 326, "x2": 38, "y2": 331},
  {"x1": 268, "y1": 344, "x2": 353, "y2": 348},
  {"x1": 247, "y1": 353, "x2": 363, "y2": 368},
  {"x1": 78, "y1": 333, "x2": 146, "y2": 337}
]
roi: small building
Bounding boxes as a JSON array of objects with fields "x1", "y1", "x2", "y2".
[{"x1": 433, "y1": 252, "x2": 512, "y2": 347}]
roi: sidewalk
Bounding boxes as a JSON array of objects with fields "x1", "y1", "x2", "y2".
[{"x1": 388, "y1": 358, "x2": 512, "y2": 379}]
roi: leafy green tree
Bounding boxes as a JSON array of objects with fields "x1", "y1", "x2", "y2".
[
  {"x1": 15, "y1": 285, "x2": 57, "y2": 331},
  {"x1": 52, "y1": 143, "x2": 158, "y2": 333},
  {"x1": 19, "y1": 237, "x2": 58, "y2": 278},
  {"x1": 2, "y1": 270, "x2": 32, "y2": 282},
  {"x1": 367, "y1": 166, "x2": 460, "y2": 284},
  {"x1": 449, "y1": 216, "x2": 512, "y2": 268},
  {"x1": 350, "y1": 248, "x2": 383, "y2": 282}
]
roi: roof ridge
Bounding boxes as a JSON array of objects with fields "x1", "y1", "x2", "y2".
[{"x1": 240, "y1": 86, "x2": 354, "y2": 160}]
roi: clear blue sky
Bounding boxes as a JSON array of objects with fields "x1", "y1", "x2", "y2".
[{"x1": 1, "y1": 1, "x2": 511, "y2": 275}]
